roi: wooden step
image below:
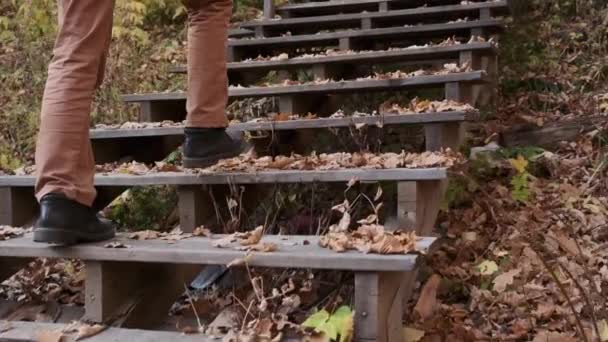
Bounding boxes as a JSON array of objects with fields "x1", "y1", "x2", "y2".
[
  {"x1": 228, "y1": 27, "x2": 254, "y2": 38},
  {"x1": 275, "y1": 0, "x2": 464, "y2": 17},
  {"x1": 0, "y1": 166, "x2": 448, "y2": 233},
  {"x1": 0, "y1": 320, "x2": 240, "y2": 342},
  {"x1": 0, "y1": 168, "x2": 447, "y2": 187},
  {"x1": 170, "y1": 41, "x2": 496, "y2": 76},
  {"x1": 0, "y1": 233, "x2": 434, "y2": 271},
  {"x1": 227, "y1": 19, "x2": 503, "y2": 61},
  {"x1": 123, "y1": 71, "x2": 487, "y2": 122},
  {"x1": 90, "y1": 111, "x2": 474, "y2": 139},
  {"x1": 0, "y1": 233, "x2": 435, "y2": 341},
  {"x1": 244, "y1": 1, "x2": 508, "y2": 36}
]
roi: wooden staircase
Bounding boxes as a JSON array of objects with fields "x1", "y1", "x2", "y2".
[{"x1": 0, "y1": 0, "x2": 512, "y2": 340}]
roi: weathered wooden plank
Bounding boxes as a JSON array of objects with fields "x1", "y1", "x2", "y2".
[
  {"x1": 0, "y1": 320, "x2": 221, "y2": 342},
  {"x1": 169, "y1": 42, "x2": 496, "y2": 74},
  {"x1": 242, "y1": 1, "x2": 509, "y2": 32},
  {"x1": 227, "y1": 19, "x2": 503, "y2": 48},
  {"x1": 123, "y1": 72, "x2": 487, "y2": 103},
  {"x1": 0, "y1": 168, "x2": 447, "y2": 188},
  {"x1": 88, "y1": 111, "x2": 473, "y2": 140},
  {"x1": 500, "y1": 115, "x2": 607, "y2": 149},
  {"x1": 424, "y1": 122, "x2": 464, "y2": 151},
  {"x1": 355, "y1": 272, "x2": 407, "y2": 341},
  {"x1": 263, "y1": 0, "x2": 275, "y2": 19},
  {"x1": 0, "y1": 235, "x2": 435, "y2": 272},
  {"x1": 277, "y1": 0, "x2": 463, "y2": 16},
  {"x1": 177, "y1": 185, "x2": 218, "y2": 233},
  {"x1": 228, "y1": 28, "x2": 254, "y2": 38},
  {"x1": 0, "y1": 187, "x2": 37, "y2": 227}
]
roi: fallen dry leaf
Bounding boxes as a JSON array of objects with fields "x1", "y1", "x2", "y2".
[
  {"x1": 403, "y1": 327, "x2": 425, "y2": 342},
  {"x1": 36, "y1": 330, "x2": 64, "y2": 342},
  {"x1": 103, "y1": 242, "x2": 130, "y2": 249},
  {"x1": 0, "y1": 322, "x2": 12, "y2": 333},
  {"x1": 75, "y1": 324, "x2": 106, "y2": 341},
  {"x1": 238, "y1": 226, "x2": 264, "y2": 246},
  {"x1": 414, "y1": 274, "x2": 441, "y2": 321},
  {"x1": 0, "y1": 226, "x2": 28, "y2": 240},
  {"x1": 227, "y1": 254, "x2": 251, "y2": 268},
  {"x1": 128, "y1": 230, "x2": 160, "y2": 240},
  {"x1": 492, "y1": 268, "x2": 521, "y2": 293},
  {"x1": 193, "y1": 227, "x2": 211, "y2": 237}
]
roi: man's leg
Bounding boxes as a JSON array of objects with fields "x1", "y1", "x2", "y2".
[
  {"x1": 33, "y1": 0, "x2": 116, "y2": 244},
  {"x1": 182, "y1": 0, "x2": 242, "y2": 168}
]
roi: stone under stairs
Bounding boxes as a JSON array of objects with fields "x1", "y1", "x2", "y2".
[{"x1": 0, "y1": 0, "x2": 512, "y2": 340}]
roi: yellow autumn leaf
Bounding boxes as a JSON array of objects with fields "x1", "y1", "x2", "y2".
[
  {"x1": 476, "y1": 260, "x2": 499, "y2": 276},
  {"x1": 403, "y1": 327, "x2": 425, "y2": 342},
  {"x1": 509, "y1": 155, "x2": 528, "y2": 173},
  {"x1": 598, "y1": 319, "x2": 608, "y2": 341}
]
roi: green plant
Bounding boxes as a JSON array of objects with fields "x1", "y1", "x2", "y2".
[
  {"x1": 302, "y1": 306, "x2": 354, "y2": 342},
  {"x1": 509, "y1": 155, "x2": 531, "y2": 203},
  {"x1": 106, "y1": 185, "x2": 178, "y2": 230}
]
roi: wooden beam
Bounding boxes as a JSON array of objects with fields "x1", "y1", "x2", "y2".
[
  {"x1": 414, "y1": 180, "x2": 445, "y2": 237},
  {"x1": 339, "y1": 37, "x2": 352, "y2": 51},
  {"x1": 177, "y1": 185, "x2": 216, "y2": 233},
  {"x1": 378, "y1": 1, "x2": 389, "y2": 12},
  {"x1": 354, "y1": 272, "x2": 406, "y2": 342},
  {"x1": 500, "y1": 115, "x2": 607, "y2": 149},
  {"x1": 479, "y1": 7, "x2": 492, "y2": 20},
  {"x1": 263, "y1": 0, "x2": 275, "y2": 19},
  {"x1": 84, "y1": 261, "x2": 201, "y2": 329},
  {"x1": 396, "y1": 182, "x2": 417, "y2": 231},
  {"x1": 361, "y1": 17, "x2": 373, "y2": 30},
  {"x1": 424, "y1": 122, "x2": 464, "y2": 151}
]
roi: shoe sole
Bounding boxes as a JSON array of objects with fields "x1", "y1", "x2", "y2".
[
  {"x1": 182, "y1": 149, "x2": 242, "y2": 169},
  {"x1": 33, "y1": 227, "x2": 116, "y2": 246}
]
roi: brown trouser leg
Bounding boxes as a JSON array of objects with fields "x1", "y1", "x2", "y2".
[
  {"x1": 35, "y1": 0, "x2": 115, "y2": 207},
  {"x1": 35, "y1": 0, "x2": 231, "y2": 206},
  {"x1": 185, "y1": 0, "x2": 232, "y2": 128}
]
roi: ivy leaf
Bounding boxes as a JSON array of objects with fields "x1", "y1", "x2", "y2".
[
  {"x1": 509, "y1": 155, "x2": 528, "y2": 173},
  {"x1": 327, "y1": 306, "x2": 354, "y2": 342},
  {"x1": 302, "y1": 307, "x2": 354, "y2": 342},
  {"x1": 302, "y1": 309, "x2": 330, "y2": 330}
]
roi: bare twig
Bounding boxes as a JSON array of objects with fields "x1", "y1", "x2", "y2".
[
  {"x1": 534, "y1": 246, "x2": 589, "y2": 342},
  {"x1": 183, "y1": 284, "x2": 203, "y2": 331}
]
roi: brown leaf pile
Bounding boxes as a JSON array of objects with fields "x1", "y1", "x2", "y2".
[
  {"x1": 358, "y1": 62, "x2": 473, "y2": 82},
  {"x1": 381, "y1": 98, "x2": 476, "y2": 114},
  {"x1": 0, "y1": 259, "x2": 84, "y2": 305},
  {"x1": 320, "y1": 224, "x2": 419, "y2": 254},
  {"x1": 212, "y1": 226, "x2": 279, "y2": 253},
  {"x1": 407, "y1": 136, "x2": 608, "y2": 340},
  {"x1": 0, "y1": 226, "x2": 28, "y2": 240},
  {"x1": 198, "y1": 150, "x2": 461, "y2": 173},
  {"x1": 94, "y1": 120, "x2": 184, "y2": 130}
]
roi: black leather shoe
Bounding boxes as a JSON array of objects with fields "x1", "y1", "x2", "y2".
[
  {"x1": 182, "y1": 127, "x2": 243, "y2": 168},
  {"x1": 34, "y1": 193, "x2": 116, "y2": 245}
]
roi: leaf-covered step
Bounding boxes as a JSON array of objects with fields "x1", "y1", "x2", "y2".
[{"x1": 243, "y1": 1, "x2": 508, "y2": 37}]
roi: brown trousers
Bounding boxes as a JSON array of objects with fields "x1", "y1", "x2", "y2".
[{"x1": 35, "y1": 0, "x2": 231, "y2": 207}]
